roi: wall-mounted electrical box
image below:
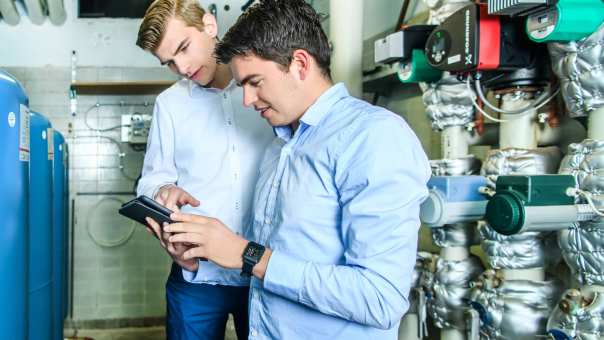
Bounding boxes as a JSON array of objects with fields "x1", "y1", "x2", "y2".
[{"x1": 121, "y1": 113, "x2": 152, "y2": 145}]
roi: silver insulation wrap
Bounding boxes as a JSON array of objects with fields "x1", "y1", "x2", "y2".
[
  {"x1": 430, "y1": 156, "x2": 482, "y2": 176},
  {"x1": 422, "y1": 73, "x2": 475, "y2": 130},
  {"x1": 558, "y1": 140, "x2": 604, "y2": 285},
  {"x1": 424, "y1": 0, "x2": 473, "y2": 26},
  {"x1": 432, "y1": 222, "x2": 481, "y2": 248},
  {"x1": 429, "y1": 256, "x2": 484, "y2": 330},
  {"x1": 469, "y1": 270, "x2": 564, "y2": 340},
  {"x1": 548, "y1": 23, "x2": 604, "y2": 117},
  {"x1": 479, "y1": 147, "x2": 563, "y2": 269}
]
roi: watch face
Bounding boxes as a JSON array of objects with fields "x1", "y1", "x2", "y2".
[{"x1": 246, "y1": 246, "x2": 259, "y2": 258}]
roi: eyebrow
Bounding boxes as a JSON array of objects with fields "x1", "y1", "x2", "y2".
[
  {"x1": 160, "y1": 39, "x2": 189, "y2": 66},
  {"x1": 237, "y1": 74, "x2": 261, "y2": 87}
]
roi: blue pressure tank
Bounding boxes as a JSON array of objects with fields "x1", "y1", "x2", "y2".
[
  {"x1": 52, "y1": 130, "x2": 68, "y2": 340},
  {"x1": 29, "y1": 112, "x2": 53, "y2": 340},
  {"x1": 0, "y1": 70, "x2": 30, "y2": 338}
]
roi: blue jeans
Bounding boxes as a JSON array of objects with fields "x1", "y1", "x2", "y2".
[{"x1": 166, "y1": 263, "x2": 249, "y2": 340}]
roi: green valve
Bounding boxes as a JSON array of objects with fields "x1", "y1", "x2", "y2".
[
  {"x1": 397, "y1": 49, "x2": 442, "y2": 83},
  {"x1": 486, "y1": 190, "x2": 526, "y2": 235},
  {"x1": 485, "y1": 175, "x2": 576, "y2": 235},
  {"x1": 527, "y1": 0, "x2": 604, "y2": 42}
]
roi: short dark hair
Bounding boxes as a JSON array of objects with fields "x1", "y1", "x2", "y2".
[{"x1": 215, "y1": 0, "x2": 331, "y2": 78}]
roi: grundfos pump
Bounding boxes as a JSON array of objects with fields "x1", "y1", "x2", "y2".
[{"x1": 424, "y1": 3, "x2": 541, "y2": 73}]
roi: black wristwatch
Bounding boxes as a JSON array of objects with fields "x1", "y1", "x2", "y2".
[{"x1": 241, "y1": 241, "x2": 266, "y2": 277}]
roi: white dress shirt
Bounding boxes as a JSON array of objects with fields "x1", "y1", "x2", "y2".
[{"x1": 137, "y1": 79, "x2": 274, "y2": 286}]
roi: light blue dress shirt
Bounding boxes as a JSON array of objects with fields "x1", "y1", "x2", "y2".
[{"x1": 246, "y1": 83, "x2": 431, "y2": 339}]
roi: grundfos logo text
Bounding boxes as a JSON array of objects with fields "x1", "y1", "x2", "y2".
[{"x1": 464, "y1": 9, "x2": 473, "y2": 65}]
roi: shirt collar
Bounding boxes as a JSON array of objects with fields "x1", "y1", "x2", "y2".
[
  {"x1": 187, "y1": 78, "x2": 236, "y2": 97},
  {"x1": 274, "y1": 83, "x2": 348, "y2": 141},
  {"x1": 300, "y1": 82, "x2": 348, "y2": 127}
]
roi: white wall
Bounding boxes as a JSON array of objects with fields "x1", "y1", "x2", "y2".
[{"x1": 0, "y1": 0, "x2": 246, "y2": 67}]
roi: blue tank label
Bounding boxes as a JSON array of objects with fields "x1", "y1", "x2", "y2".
[{"x1": 19, "y1": 104, "x2": 30, "y2": 162}]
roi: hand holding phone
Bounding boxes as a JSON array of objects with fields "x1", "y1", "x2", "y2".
[{"x1": 119, "y1": 195, "x2": 174, "y2": 227}]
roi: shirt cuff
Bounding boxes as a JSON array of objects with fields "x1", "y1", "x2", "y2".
[
  {"x1": 181, "y1": 260, "x2": 203, "y2": 283},
  {"x1": 263, "y1": 250, "x2": 306, "y2": 302},
  {"x1": 150, "y1": 182, "x2": 175, "y2": 200}
]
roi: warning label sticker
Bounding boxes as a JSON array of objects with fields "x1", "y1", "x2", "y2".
[
  {"x1": 47, "y1": 128, "x2": 54, "y2": 161},
  {"x1": 19, "y1": 105, "x2": 30, "y2": 162}
]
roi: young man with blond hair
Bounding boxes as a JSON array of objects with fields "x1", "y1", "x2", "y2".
[
  {"x1": 157, "y1": 0, "x2": 431, "y2": 339},
  {"x1": 135, "y1": 0, "x2": 273, "y2": 338}
]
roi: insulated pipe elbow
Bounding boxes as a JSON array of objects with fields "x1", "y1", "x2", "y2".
[
  {"x1": 47, "y1": 0, "x2": 66, "y2": 25},
  {"x1": 23, "y1": 0, "x2": 46, "y2": 25},
  {"x1": 0, "y1": 0, "x2": 21, "y2": 25}
]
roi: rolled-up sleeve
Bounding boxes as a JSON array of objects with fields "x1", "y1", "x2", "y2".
[
  {"x1": 136, "y1": 98, "x2": 178, "y2": 199},
  {"x1": 262, "y1": 114, "x2": 431, "y2": 329}
]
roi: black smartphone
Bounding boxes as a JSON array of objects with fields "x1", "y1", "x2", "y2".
[{"x1": 119, "y1": 195, "x2": 174, "y2": 227}]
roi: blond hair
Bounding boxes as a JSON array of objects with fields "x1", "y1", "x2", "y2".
[{"x1": 137, "y1": 0, "x2": 206, "y2": 52}]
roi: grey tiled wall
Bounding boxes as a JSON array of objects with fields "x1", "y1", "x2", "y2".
[{"x1": 5, "y1": 66, "x2": 179, "y2": 321}]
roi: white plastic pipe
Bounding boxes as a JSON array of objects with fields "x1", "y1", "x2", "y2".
[
  {"x1": 514, "y1": 205, "x2": 595, "y2": 234},
  {"x1": 440, "y1": 246, "x2": 469, "y2": 261},
  {"x1": 420, "y1": 189, "x2": 487, "y2": 227},
  {"x1": 398, "y1": 313, "x2": 421, "y2": 340},
  {"x1": 499, "y1": 94, "x2": 538, "y2": 149},
  {"x1": 588, "y1": 106, "x2": 604, "y2": 140},
  {"x1": 23, "y1": 0, "x2": 46, "y2": 25},
  {"x1": 329, "y1": 0, "x2": 363, "y2": 98},
  {"x1": 502, "y1": 267, "x2": 545, "y2": 281},
  {"x1": 46, "y1": 0, "x2": 66, "y2": 25},
  {"x1": 0, "y1": 0, "x2": 21, "y2": 25},
  {"x1": 442, "y1": 125, "x2": 470, "y2": 159}
]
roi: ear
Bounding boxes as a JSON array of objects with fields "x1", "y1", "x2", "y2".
[
  {"x1": 289, "y1": 49, "x2": 313, "y2": 81},
  {"x1": 202, "y1": 13, "x2": 218, "y2": 39}
]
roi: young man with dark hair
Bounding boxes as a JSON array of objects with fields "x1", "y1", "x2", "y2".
[
  {"x1": 136, "y1": 0, "x2": 273, "y2": 338},
  {"x1": 155, "y1": 0, "x2": 431, "y2": 338}
]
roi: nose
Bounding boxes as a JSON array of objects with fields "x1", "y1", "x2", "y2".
[
  {"x1": 242, "y1": 86, "x2": 258, "y2": 107},
  {"x1": 173, "y1": 56, "x2": 191, "y2": 77}
]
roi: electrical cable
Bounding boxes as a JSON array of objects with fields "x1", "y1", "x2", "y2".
[
  {"x1": 82, "y1": 102, "x2": 151, "y2": 132},
  {"x1": 473, "y1": 73, "x2": 559, "y2": 115},
  {"x1": 466, "y1": 76, "x2": 560, "y2": 123},
  {"x1": 86, "y1": 196, "x2": 136, "y2": 248},
  {"x1": 241, "y1": 0, "x2": 255, "y2": 11},
  {"x1": 466, "y1": 77, "x2": 508, "y2": 123},
  {"x1": 395, "y1": 0, "x2": 411, "y2": 32},
  {"x1": 570, "y1": 188, "x2": 604, "y2": 217}
]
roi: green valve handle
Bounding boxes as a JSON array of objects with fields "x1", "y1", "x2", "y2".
[
  {"x1": 527, "y1": 0, "x2": 604, "y2": 42},
  {"x1": 485, "y1": 190, "x2": 526, "y2": 235},
  {"x1": 397, "y1": 49, "x2": 442, "y2": 83}
]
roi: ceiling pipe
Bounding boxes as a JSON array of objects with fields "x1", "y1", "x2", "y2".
[
  {"x1": 0, "y1": 0, "x2": 21, "y2": 25},
  {"x1": 46, "y1": 0, "x2": 65, "y2": 25},
  {"x1": 22, "y1": 0, "x2": 46, "y2": 25},
  {"x1": 329, "y1": 0, "x2": 363, "y2": 98}
]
